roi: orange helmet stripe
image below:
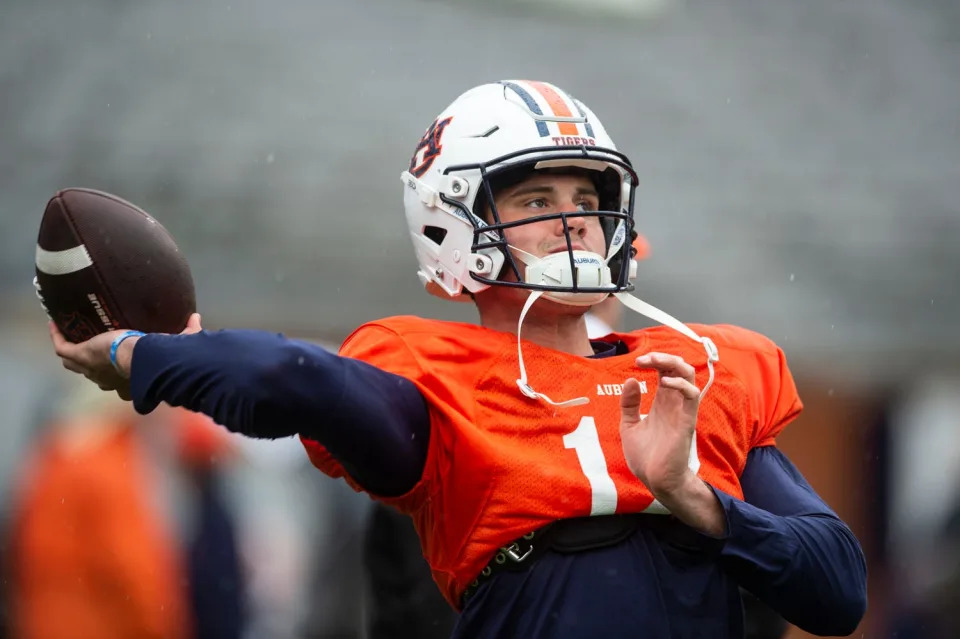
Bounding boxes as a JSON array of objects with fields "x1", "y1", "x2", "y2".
[{"x1": 527, "y1": 81, "x2": 580, "y2": 136}]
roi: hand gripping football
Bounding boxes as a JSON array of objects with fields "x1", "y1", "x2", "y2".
[{"x1": 35, "y1": 188, "x2": 196, "y2": 343}]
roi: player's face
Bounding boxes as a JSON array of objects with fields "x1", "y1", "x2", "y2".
[{"x1": 492, "y1": 172, "x2": 607, "y2": 263}]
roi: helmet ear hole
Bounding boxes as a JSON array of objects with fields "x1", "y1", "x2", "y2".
[
  {"x1": 596, "y1": 167, "x2": 622, "y2": 212},
  {"x1": 423, "y1": 226, "x2": 448, "y2": 245}
]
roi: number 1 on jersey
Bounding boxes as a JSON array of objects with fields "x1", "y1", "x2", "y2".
[{"x1": 563, "y1": 416, "x2": 618, "y2": 516}]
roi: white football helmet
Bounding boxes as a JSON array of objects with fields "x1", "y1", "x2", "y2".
[
  {"x1": 401, "y1": 80, "x2": 719, "y2": 421},
  {"x1": 400, "y1": 80, "x2": 639, "y2": 303}
]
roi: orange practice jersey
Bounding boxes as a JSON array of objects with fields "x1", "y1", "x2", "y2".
[{"x1": 301, "y1": 316, "x2": 802, "y2": 607}]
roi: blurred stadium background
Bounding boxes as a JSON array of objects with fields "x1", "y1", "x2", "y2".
[{"x1": 1, "y1": 0, "x2": 958, "y2": 637}]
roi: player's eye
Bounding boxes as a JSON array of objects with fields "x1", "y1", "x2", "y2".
[
  {"x1": 575, "y1": 197, "x2": 599, "y2": 211},
  {"x1": 525, "y1": 198, "x2": 548, "y2": 209}
]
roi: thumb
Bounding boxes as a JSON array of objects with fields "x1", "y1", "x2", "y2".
[{"x1": 620, "y1": 378, "x2": 644, "y2": 424}]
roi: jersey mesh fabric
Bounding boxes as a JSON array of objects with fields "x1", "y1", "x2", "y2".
[{"x1": 300, "y1": 316, "x2": 802, "y2": 608}]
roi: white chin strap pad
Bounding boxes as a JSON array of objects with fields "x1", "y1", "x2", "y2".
[{"x1": 514, "y1": 248, "x2": 615, "y2": 307}]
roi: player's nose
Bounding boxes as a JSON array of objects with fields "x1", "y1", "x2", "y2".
[{"x1": 554, "y1": 206, "x2": 589, "y2": 240}]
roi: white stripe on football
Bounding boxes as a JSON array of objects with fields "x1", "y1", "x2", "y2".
[{"x1": 35, "y1": 244, "x2": 94, "y2": 276}]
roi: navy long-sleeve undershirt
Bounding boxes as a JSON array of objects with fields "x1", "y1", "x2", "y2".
[
  {"x1": 131, "y1": 329, "x2": 429, "y2": 496},
  {"x1": 130, "y1": 329, "x2": 866, "y2": 637}
]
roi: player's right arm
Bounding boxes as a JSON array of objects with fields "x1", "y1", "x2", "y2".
[{"x1": 51, "y1": 321, "x2": 432, "y2": 497}]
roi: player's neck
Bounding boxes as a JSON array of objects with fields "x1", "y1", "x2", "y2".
[{"x1": 476, "y1": 291, "x2": 594, "y2": 356}]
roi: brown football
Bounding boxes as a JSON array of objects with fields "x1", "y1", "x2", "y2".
[{"x1": 35, "y1": 188, "x2": 196, "y2": 343}]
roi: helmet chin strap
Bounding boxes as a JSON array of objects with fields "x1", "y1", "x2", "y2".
[
  {"x1": 510, "y1": 247, "x2": 612, "y2": 407},
  {"x1": 515, "y1": 289, "x2": 592, "y2": 407},
  {"x1": 612, "y1": 292, "x2": 720, "y2": 400},
  {"x1": 508, "y1": 245, "x2": 720, "y2": 411}
]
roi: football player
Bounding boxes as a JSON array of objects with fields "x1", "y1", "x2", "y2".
[{"x1": 50, "y1": 80, "x2": 866, "y2": 638}]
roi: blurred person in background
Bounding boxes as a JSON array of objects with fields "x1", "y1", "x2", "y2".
[
  {"x1": 298, "y1": 458, "x2": 368, "y2": 639},
  {"x1": 927, "y1": 502, "x2": 960, "y2": 638},
  {"x1": 49, "y1": 80, "x2": 866, "y2": 638},
  {"x1": 171, "y1": 405, "x2": 248, "y2": 639},
  {"x1": 6, "y1": 380, "x2": 193, "y2": 639},
  {"x1": 6, "y1": 379, "x2": 245, "y2": 639},
  {"x1": 363, "y1": 501, "x2": 457, "y2": 639},
  {"x1": 883, "y1": 381, "x2": 960, "y2": 639},
  {"x1": 885, "y1": 505, "x2": 960, "y2": 639}
]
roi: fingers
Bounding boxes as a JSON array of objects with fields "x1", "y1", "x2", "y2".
[
  {"x1": 619, "y1": 378, "x2": 644, "y2": 420},
  {"x1": 49, "y1": 321, "x2": 74, "y2": 356},
  {"x1": 50, "y1": 322, "x2": 101, "y2": 380},
  {"x1": 658, "y1": 375, "x2": 700, "y2": 400},
  {"x1": 635, "y1": 353, "x2": 696, "y2": 382},
  {"x1": 636, "y1": 352, "x2": 701, "y2": 400},
  {"x1": 51, "y1": 322, "x2": 89, "y2": 372},
  {"x1": 61, "y1": 358, "x2": 85, "y2": 374},
  {"x1": 49, "y1": 323, "x2": 132, "y2": 402}
]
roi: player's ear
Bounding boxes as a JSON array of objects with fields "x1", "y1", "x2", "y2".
[{"x1": 181, "y1": 313, "x2": 203, "y2": 335}]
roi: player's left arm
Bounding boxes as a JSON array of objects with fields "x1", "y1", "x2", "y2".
[
  {"x1": 712, "y1": 445, "x2": 867, "y2": 637},
  {"x1": 714, "y1": 329, "x2": 867, "y2": 636}
]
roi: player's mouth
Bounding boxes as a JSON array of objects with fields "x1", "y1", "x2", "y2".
[{"x1": 547, "y1": 244, "x2": 585, "y2": 254}]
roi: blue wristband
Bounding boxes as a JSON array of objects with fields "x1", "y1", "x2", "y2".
[{"x1": 110, "y1": 330, "x2": 146, "y2": 375}]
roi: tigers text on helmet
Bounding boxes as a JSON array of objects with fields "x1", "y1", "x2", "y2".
[{"x1": 400, "y1": 80, "x2": 640, "y2": 305}]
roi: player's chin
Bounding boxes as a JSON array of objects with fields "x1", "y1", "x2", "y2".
[{"x1": 538, "y1": 295, "x2": 594, "y2": 316}]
